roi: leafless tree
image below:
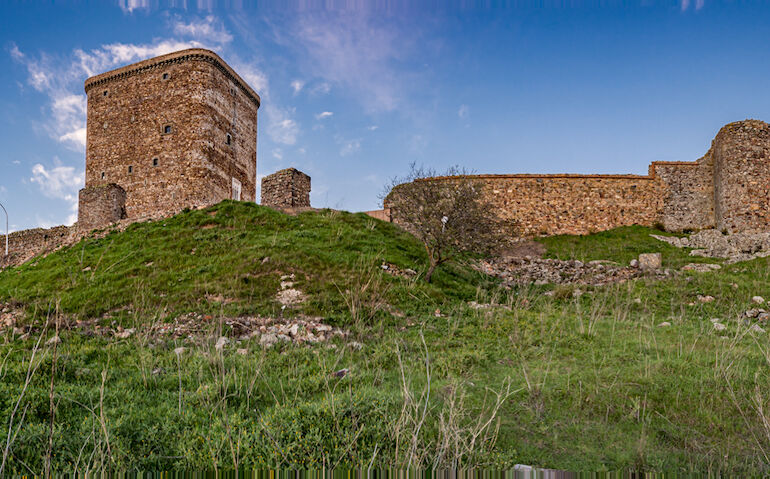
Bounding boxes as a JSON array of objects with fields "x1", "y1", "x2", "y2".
[{"x1": 382, "y1": 163, "x2": 516, "y2": 282}]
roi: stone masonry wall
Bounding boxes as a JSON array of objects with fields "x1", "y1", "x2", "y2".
[
  {"x1": 77, "y1": 184, "x2": 127, "y2": 232},
  {"x1": 712, "y1": 120, "x2": 770, "y2": 233},
  {"x1": 385, "y1": 120, "x2": 770, "y2": 237},
  {"x1": 649, "y1": 159, "x2": 715, "y2": 232},
  {"x1": 419, "y1": 174, "x2": 666, "y2": 237},
  {"x1": 261, "y1": 168, "x2": 311, "y2": 208},
  {"x1": 0, "y1": 225, "x2": 73, "y2": 270},
  {"x1": 81, "y1": 49, "x2": 259, "y2": 227}
]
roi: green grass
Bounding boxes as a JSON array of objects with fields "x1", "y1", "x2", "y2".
[{"x1": 2, "y1": 205, "x2": 770, "y2": 474}]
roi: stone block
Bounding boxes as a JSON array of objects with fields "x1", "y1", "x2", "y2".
[
  {"x1": 638, "y1": 253, "x2": 662, "y2": 270},
  {"x1": 261, "y1": 168, "x2": 311, "y2": 208}
]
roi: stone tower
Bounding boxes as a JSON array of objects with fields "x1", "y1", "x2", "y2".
[{"x1": 77, "y1": 48, "x2": 260, "y2": 231}]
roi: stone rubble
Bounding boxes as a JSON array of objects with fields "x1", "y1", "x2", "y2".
[
  {"x1": 681, "y1": 263, "x2": 721, "y2": 272},
  {"x1": 652, "y1": 229, "x2": 770, "y2": 263},
  {"x1": 0, "y1": 308, "x2": 348, "y2": 348},
  {"x1": 476, "y1": 256, "x2": 672, "y2": 287}
]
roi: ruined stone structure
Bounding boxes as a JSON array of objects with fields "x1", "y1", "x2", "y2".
[
  {"x1": 0, "y1": 226, "x2": 72, "y2": 269},
  {"x1": 261, "y1": 168, "x2": 311, "y2": 208},
  {"x1": 79, "y1": 48, "x2": 260, "y2": 231},
  {"x1": 384, "y1": 120, "x2": 770, "y2": 236}
]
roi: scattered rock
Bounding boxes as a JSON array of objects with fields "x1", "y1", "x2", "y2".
[
  {"x1": 46, "y1": 335, "x2": 61, "y2": 345},
  {"x1": 114, "y1": 328, "x2": 135, "y2": 339},
  {"x1": 629, "y1": 259, "x2": 640, "y2": 268},
  {"x1": 652, "y1": 230, "x2": 770, "y2": 264},
  {"x1": 633, "y1": 298, "x2": 642, "y2": 304},
  {"x1": 260, "y1": 333, "x2": 279, "y2": 348},
  {"x1": 215, "y1": 337, "x2": 230, "y2": 351},
  {"x1": 82, "y1": 266, "x2": 91, "y2": 272},
  {"x1": 681, "y1": 263, "x2": 721, "y2": 272},
  {"x1": 697, "y1": 295, "x2": 715, "y2": 303},
  {"x1": 753, "y1": 296, "x2": 765, "y2": 305},
  {"x1": 333, "y1": 368, "x2": 349, "y2": 378},
  {"x1": 477, "y1": 255, "x2": 669, "y2": 287},
  {"x1": 236, "y1": 348, "x2": 248, "y2": 355},
  {"x1": 658, "y1": 321, "x2": 671, "y2": 327},
  {"x1": 638, "y1": 253, "x2": 662, "y2": 270},
  {"x1": 713, "y1": 322, "x2": 727, "y2": 331},
  {"x1": 380, "y1": 262, "x2": 418, "y2": 278},
  {"x1": 276, "y1": 288, "x2": 305, "y2": 306},
  {"x1": 152, "y1": 367, "x2": 165, "y2": 376},
  {"x1": 173, "y1": 347, "x2": 186, "y2": 356},
  {"x1": 261, "y1": 256, "x2": 270, "y2": 264},
  {"x1": 750, "y1": 324, "x2": 766, "y2": 333}
]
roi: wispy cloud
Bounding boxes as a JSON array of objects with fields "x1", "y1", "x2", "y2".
[
  {"x1": 172, "y1": 15, "x2": 233, "y2": 44},
  {"x1": 30, "y1": 160, "x2": 84, "y2": 225},
  {"x1": 315, "y1": 111, "x2": 333, "y2": 120},
  {"x1": 291, "y1": 80, "x2": 304, "y2": 94},
  {"x1": 458, "y1": 104, "x2": 469, "y2": 119},
  {"x1": 288, "y1": 11, "x2": 412, "y2": 113},
  {"x1": 264, "y1": 105, "x2": 299, "y2": 145},
  {"x1": 367, "y1": 125, "x2": 379, "y2": 131},
  {"x1": 339, "y1": 138, "x2": 361, "y2": 157},
  {"x1": 681, "y1": 0, "x2": 704, "y2": 11}
]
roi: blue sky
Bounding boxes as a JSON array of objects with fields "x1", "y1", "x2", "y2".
[{"x1": 1, "y1": 1, "x2": 770, "y2": 231}]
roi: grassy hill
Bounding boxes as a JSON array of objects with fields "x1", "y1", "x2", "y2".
[{"x1": 1, "y1": 201, "x2": 770, "y2": 474}]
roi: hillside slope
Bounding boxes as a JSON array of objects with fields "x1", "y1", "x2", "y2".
[{"x1": 1, "y1": 202, "x2": 770, "y2": 474}]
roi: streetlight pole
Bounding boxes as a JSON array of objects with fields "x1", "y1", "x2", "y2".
[{"x1": 0, "y1": 202, "x2": 7, "y2": 257}]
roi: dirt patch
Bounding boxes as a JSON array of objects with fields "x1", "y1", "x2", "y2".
[{"x1": 499, "y1": 240, "x2": 546, "y2": 259}]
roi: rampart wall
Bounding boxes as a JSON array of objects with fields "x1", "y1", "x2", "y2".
[
  {"x1": 385, "y1": 120, "x2": 770, "y2": 237},
  {"x1": 473, "y1": 174, "x2": 664, "y2": 236},
  {"x1": 0, "y1": 226, "x2": 73, "y2": 270}
]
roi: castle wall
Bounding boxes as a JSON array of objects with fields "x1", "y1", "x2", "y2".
[
  {"x1": 77, "y1": 184, "x2": 127, "y2": 232},
  {"x1": 474, "y1": 175, "x2": 665, "y2": 236},
  {"x1": 261, "y1": 168, "x2": 311, "y2": 208},
  {"x1": 81, "y1": 49, "x2": 259, "y2": 226},
  {"x1": 0, "y1": 226, "x2": 73, "y2": 269},
  {"x1": 650, "y1": 160, "x2": 715, "y2": 232},
  {"x1": 712, "y1": 120, "x2": 770, "y2": 233}
]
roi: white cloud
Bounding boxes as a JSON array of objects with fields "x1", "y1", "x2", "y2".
[
  {"x1": 367, "y1": 125, "x2": 379, "y2": 131},
  {"x1": 264, "y1": 105, "x2": 299, "y2": 145},
  {"x1": 272, "y1": 148, "x2": 283, "y2": 160},
  {"x1": 118, "y1": 0, "x2": 149, "y2": 13},
  {"x1": 9, "y1": 16, "x2": 238, "y2": 152},
  {"x1": 11, "y1": 38, "x2": 210, "y2": 151},
  {"x1": 340, "y1": 138, "x2": 361, "y2": 157},
  {"x1": 458, "y1": 104, "x2": 469, "y2": 119},
  {"x1": 12, "y1": 160, "x2": 21, "y2": 165},
  {"x1": 291, "y1": 80, "x2": 304, "y2": 94},
  {"x1": 232, "y1": 61, "x2": 269, "y2": 96},
  {"x1": 315, "y1": 111, "x2": 333, "y2": 120},
  {"x1": 30, "y1": 161, "x2": 84, "y2": 225},
  {"x1": 173, "y1": 15, "x2": 233, "y2": 45}
]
